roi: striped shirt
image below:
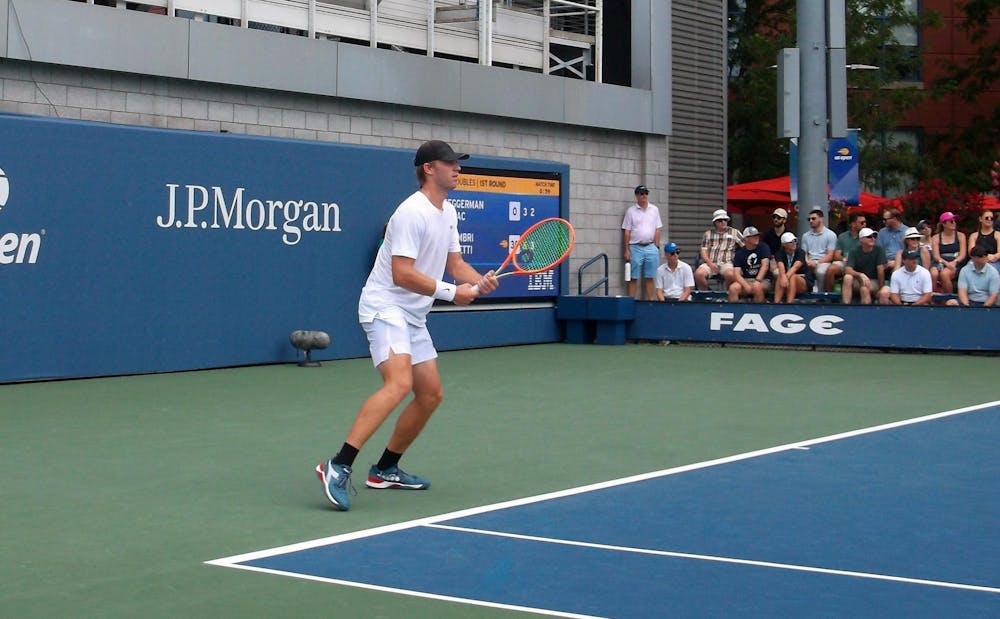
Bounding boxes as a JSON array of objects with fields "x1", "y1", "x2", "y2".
[{"x1": 700, "y1": 227, "x2": 744, "y2": 264}]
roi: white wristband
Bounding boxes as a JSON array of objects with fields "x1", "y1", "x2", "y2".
[{"x1": 432, "y1": 280, "x2": 457, "y2": 302}]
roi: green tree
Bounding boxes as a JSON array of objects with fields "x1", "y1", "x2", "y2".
[
  {"x1": 727, "y1": 0, "x2": 795, "y2": 184},
  {"x1": 927, "y1": 0, "x2": 1000, "y2": 191},
  {"x1": 727, "y1": 1, "x2": 932, "y2": 193}
]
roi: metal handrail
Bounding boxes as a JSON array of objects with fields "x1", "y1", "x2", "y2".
[{"x1": 577, "y1": 252, "x2": 608, "y2": 296}]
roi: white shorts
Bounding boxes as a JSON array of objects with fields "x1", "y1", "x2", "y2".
[{"x1": 362, "y1": 317, "x2": 437, "y2": 369}]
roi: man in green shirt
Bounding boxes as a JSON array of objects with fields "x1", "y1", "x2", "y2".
[{"x1": 842, "y1": 227, "x2": 888, "y2": 305}]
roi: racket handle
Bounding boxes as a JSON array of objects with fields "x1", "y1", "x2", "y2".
[{"x1": 471, "y1": 283, "x2": 480, "y2": 294}]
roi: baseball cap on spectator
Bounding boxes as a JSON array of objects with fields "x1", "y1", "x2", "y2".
[
  {"x1": 663, "y1": 242, "x2": 679, "y2": 254},
  {"x1": 939, "y1": 211, "x2": 957, "y2": 223},
  {"x1": 917, "y1": 219, "x2": 931, "y2": 230},
  {"x1": 773, "y1": 208, "x2": 788, "y2": 218},
  {"x1": 712, "y1": 209, "x2": 730, "y2": 222},
  {"x1": 780, "y1": 231, "x2": 797, "y2": 244},
  {"x1": 902, "y1": 248, "x2": 920, "y2": 260},
  {"x1": 859, "y1": 227, "x2": 877, "y2": 239},
  {"x1": 634, "y1": 185, "x2": 649, "y2": 195},
  {"x1": 743, "y1": 226, "x2": 760, "y2": 237},
  {"x1": 969, "y1": 245, "x2": 987, "y2": 258},
  {"x1": 904, "y1": 227, "x2": 921, "y2": 239}
]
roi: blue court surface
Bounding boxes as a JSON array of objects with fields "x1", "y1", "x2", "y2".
[{"x1": 209, "y1": 402, "x2": 1000, "y2": 618}]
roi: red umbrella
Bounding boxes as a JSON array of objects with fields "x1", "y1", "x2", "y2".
[{"x1": 982, "y1": 195, "x2": 1000, "y2": 211}]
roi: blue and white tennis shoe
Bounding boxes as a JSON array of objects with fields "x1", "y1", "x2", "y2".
[
  {"x1": 366, "y1": 465, "x2": 430, "y2": 490},
  {"x1": 317, "y1": 461, "x2": 353, "y2": 511}
]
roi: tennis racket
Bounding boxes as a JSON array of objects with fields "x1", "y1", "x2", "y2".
[{"x1": 472, "y1": 217, "x2": 575, "y2": 292}]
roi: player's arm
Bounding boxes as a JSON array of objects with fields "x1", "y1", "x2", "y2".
[
  {"x1": 446, "y1": 251, "x2": 498, "y2": 297},
  {"x1": 390, "y1": 255, "x2": 477, "y2": 306}
]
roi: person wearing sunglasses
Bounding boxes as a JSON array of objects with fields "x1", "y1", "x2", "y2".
[
  {"x1": 877, "y1": 208, "x2": 908, "y2": 271},
  {"x1": 945, "y1": 245, "x2": 999, "y2": 307},
  {"x1": 968, "y1": 211, "x2": 1000, "y2": 274},
  {"x1": 931, "y1": 211, "x2": 966, "y2": 294},
  {"x1": 800, "y1": 207, "x2": 838, "y2": 293}
]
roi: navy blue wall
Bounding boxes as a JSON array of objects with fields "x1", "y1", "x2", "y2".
[
  {"x1": 0, "y1": 114, "x2": 566, "y2": 382},
  {"x1": 627, "y1": 301, "x2": 999, "y2": 351}
]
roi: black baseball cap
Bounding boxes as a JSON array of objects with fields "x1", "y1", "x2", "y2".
[
  {"x1": 634, "y1": 185, "x2": 649, "y2": 194},
  {"x1": 414, "y1": 140, "x2": 469, "y2": 166},
  {"x1": 902, "y1": 248, "x2": 920, "y2": 260}
]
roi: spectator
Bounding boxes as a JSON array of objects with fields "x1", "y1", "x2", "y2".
[
  {"x1": 931, "y1": 211, "x2": 966, "y2": 294},
  {"x1": 946, "y1": 245, "x2": 999, "y2": 307},
  {"x1": 968, "y1": 211, "x2": 1000, "y2": 274},
  {"x1": 622, "y1": 185, "x2": 663, "y2": 300},
  {"x1": 916, "y1": 219, "x2": 934, "y2": 253},
  {"x1": 728, "y1": 226, "x2": 771, "y2": 302},
  {"x1": 877, "y1": 207, "x2": 907, "y2": 271},
  {"x1": 762, "y1": 207, "x2": 790, "y2": 258},
  {"x1": 695, "y1": 209, "x2": 744, "y2": 290},
  {"x1": 799, "y1": 208, "x2": 837, "y2": 292},
  {"x1": 894, "y1": 228, "x2": 936, "y2": 288},
  {"x1": 842, "y1": 227, "x2": 888, "y2": 305},
  {"x1": 655, "y1": 242, "x2": 694, "y2": 301},
  {"x1": 829, "y1": 211, "x2": 868, "y2": 291},
  {"x1": 773, "y1": 231, "x2": 807, "y2": 303},
  {"x1": 889, "y1": 248, "x2": 933, "y2": 305}
]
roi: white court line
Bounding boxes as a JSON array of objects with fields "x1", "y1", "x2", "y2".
[
  {"x1": 426, "y1": 523, "x2": 1000, "y2": 595},
  {"x1": 207, "y1": 399, "x2": 1000, "y2": 586},
  {"x1": 213, "y1": 563, "x2": 607, "y2": 619}
]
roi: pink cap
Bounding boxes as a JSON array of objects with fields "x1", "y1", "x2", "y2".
[{"x1": 939, "y1": 211, "x2": 956, "y2": 222}]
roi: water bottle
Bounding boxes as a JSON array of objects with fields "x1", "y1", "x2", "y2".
[{"x1": 625, "y1": 261, "x2": 632, "y2": 282}]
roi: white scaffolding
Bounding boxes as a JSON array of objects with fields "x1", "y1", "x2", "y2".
[{"x1": 85, "y1": 0, "x2": 604, "y2": 82}]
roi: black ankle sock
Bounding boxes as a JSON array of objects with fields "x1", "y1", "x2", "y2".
[
  {"x1": 331, "y1": 443, "x2": 359, "y2": 468},
  {"x1": 376, "y1": 448, "x2": 402, "y2": 471}
]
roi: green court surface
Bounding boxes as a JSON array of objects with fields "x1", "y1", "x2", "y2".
[{"x1": 2, "y1": 343, "x2": 996, "y2": 618}]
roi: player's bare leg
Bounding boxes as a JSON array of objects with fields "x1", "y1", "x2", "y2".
[
  {"x1": 344, "y1": 351, "x2": 414, "y2": 449},
  {"x1": 385, "y1": 358, "x2": 443, "y2": 454}
]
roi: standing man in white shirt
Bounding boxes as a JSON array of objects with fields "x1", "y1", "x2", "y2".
[
  {"x1": 317, "y1": 140, "x2": 498, "y2": 512},
  {"x1": 622, "y1": 185, "x2": 664, "y2": 300}
]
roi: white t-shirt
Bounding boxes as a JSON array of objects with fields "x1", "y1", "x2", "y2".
[
  {"x1": 358, "y1": 190, "x2": 460, "y2": 326},
  {"x1": 890, "y1": 264, "x2": 933, "y2": 302},
  {"x1": 655, "y1": 260, "x2": 694, "y2": 299}
]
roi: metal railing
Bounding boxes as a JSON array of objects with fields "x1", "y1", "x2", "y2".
[{"x1": 577, "y1": 252, "x2": 608, "y2": 296}]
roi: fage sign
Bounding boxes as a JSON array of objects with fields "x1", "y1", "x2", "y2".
[{"x1": 709, "y1": 312, "x2": 844, "y2": 336}]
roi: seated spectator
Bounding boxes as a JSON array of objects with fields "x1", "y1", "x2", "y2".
[
  {"x1": 946, "y1": 245, "x2": 999, "y2": 307},
  {"x1": 829, "y1": 212, "x2": 867, "y2": 291},
  {"x1": 728, "y1": 227, "x2": 771, "y2": 302},
  {"x1": 773, "y1": 231, "x2": 807, "y2": 304},
  {"x1": 655, "y1": 242, "x2": 694, "y2": 301},
  {"x1": 762, "y1": 207, "x2": 790, "y2": 276},
  {"x1": 968, "y1": 211, "x2": 1000, "y2": 274},
  {"x1": 800, "y1": 208, "x2": 838, "y2": 292},
  {"x1": 894, "y1": 227, "x2": 937, "y2": 286},
  {"x1": 931, "y1": 211, "x2": 966, "y2": 294},
  {"x1": 889, "y1": 248, "x2": 933, "y2": 305},
  {"x1": 842, "y1": 227, "x2": 888, "y2": 305},
  {"x1": 877, "y1": 207, "x2": 908, "y2": 271},
  {"x1": 695, "y1": 209, "x2": 744, "y2": 290}
]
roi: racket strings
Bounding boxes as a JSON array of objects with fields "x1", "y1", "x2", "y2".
[{"x1": 513, "y1": 220, "x2": 573, "y2": 270}]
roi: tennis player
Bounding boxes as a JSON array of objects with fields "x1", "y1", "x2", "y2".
[{"x1": 318, "y1": 140, "x2": 498, "y2": 511}]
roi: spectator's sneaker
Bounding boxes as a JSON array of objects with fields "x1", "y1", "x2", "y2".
[
  {"x1": 366, "y1": 465, "x2": 430, "y2": 490},
  {"x1": 318, "y1": 460, "x2": 353, "y2": 511}
]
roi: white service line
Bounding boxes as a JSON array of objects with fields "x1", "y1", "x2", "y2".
[{"x1": 425, "y1": 523, "x2": 1000, "y2": 595}]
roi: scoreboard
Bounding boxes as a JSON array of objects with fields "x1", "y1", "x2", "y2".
[{"x1": 448, "y1": 168, "x2": 563, "y2": 299}]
